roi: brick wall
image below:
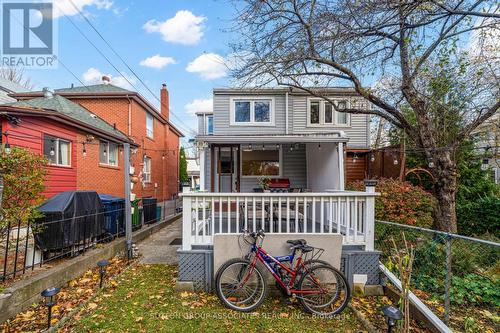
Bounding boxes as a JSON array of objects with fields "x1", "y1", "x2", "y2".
[
  {"x1": 76, "y1": 133, "x2": 125, "y2": 197},
  {"x1": 71, "y1": 97, "x2": 180, "y2": 201}
]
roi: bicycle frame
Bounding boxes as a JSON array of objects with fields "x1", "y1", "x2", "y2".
[{"x1": 241, "y1": 242, "x2": 326, "y2": 295}]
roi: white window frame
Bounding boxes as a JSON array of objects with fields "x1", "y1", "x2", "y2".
[
  {"x1": 306, "y1": 98, "x2": 351, "y2": 127},
  {"x1": 44, "y1": 134, "x2": 71, "y2": 167},
  {"x1": 143, "y1": 156, "x2": 151, "y2": 182},
  {"x1": 146, "y1": 113, "x2": 154, "y2": 139},
  {"x1": 99, "y1": 140, "x2": 119, "y2": 166},
  {"x1": 230, "y1": 96, "x2": 275, "y2": 126},
  {"x1": 206, "y1": 114, "x2": 214, "y2": 135},
  {"x1": 240, "y1": 147, "x2": 283, "y2": 178}
]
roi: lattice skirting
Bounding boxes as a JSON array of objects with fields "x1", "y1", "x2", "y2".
[
  {"x1": 178, "y1": 248, "x2": 380, "y2": 292},
  {"x1": 178, "y1": 249, "x2": 214, "y2": 292},
  {"x1": 341, "y1": 250, "x2": 381, "y2": 288}
]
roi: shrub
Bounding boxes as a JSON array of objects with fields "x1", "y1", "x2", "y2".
[
  {"x1": 0, "y1": 146, "x2": 47, "y2": 237},
  {"x1": 457, "y1": 196, "x2": 500, "y2": 237},
  {"x1": 450, "y1": 274, "x2": 500, "y2": 307},
  {"x1": 349, "y1": 178, "x2": 434, "y2": 228}
]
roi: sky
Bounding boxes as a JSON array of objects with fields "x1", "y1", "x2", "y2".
[{"x1": 24, "y1": 0, "x2": 238, "y2": 140}]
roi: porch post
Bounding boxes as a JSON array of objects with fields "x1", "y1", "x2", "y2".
[
  {"x1": 338, "y1": 142, "x2": 345, "y2": 190},
  {"x1": 182, "y1": 189, "x2": 192, "y2": 251},
  {"x1": 364, "y1": 179, "x2": 377, "y2": 251},
  {"x1": 199, "y1": 146, "x2": 206, "y2": 191}
]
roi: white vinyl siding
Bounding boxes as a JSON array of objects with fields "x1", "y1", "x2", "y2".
[{"x1": 292, "y1": 95, "x2": 369, "y2": 148}]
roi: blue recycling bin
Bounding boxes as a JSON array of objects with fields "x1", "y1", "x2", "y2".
[{"x1": 98, "y1": 194, "x2": 125, "y2": 238}]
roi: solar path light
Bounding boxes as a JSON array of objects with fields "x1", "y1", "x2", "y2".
[
  {"x1": 381, "y1": 305, "x2": 403, "y2": 333},
  {"x1": 97, "y1": 259, "x2": 109, "y2": 289},
  {"x1": 41, "y1": 286, "x2": 60, "y2": 329}
]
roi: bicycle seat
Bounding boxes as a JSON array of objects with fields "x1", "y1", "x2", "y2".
[{"x1": 286, "y1": 239, "x2": 307, "y2": 246}]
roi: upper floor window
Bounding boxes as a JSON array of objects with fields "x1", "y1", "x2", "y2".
[
  {"x1": 143, "y1": 156, "x2": 151, "y2": 182},
  {"x1": 307, "y1": 99, "x2": 350, "y2": 126},
  {"x1": 43, "y1": 134, "x2": 71, "y2": 166},
  {"x1": 206, "y1": 115, "x2": 213, "y2": 135},
  {"x1": 99, "y1": 140, "x2": 119, "y2": 166},
  {"x1": 146, "y1": 113, "x2": 154, "y2": 138},
  {"x1": 230, "y1": 97, "x2": 274, "y2": 126}
]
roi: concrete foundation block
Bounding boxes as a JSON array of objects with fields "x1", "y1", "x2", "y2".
[{"x1": 175, "y1": 281, "x2": 195, "y2": 293}]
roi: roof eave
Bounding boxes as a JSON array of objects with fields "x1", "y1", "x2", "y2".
[
  {"x1": 195, "y1": 134, "x2": 349, "y2": 143},
  {"x1": 0, "y1": 106, "x2": 138, "y2": 146},
  {"x1": 10, "y1": 91, "x2": 184, "y2": 137}
]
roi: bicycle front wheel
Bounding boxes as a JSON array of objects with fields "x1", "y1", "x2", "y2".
[
  {"x1": 215, "y1": 258, "x2": 268, "y2": 312},
  {"x1": 297, "y1": 264, "x2": 350, "y2": 316}
]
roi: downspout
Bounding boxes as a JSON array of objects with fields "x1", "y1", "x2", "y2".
[
  {"x1": 126, "y1": 95, "x2": 132, "y2": 136},
  {"x1": 285, "y1": 91, "x2": 289, "y2": 135}
]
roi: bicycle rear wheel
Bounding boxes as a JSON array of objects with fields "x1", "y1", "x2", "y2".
[
  {"x1": 215, "y1": 258, "x2": 268, "y2": 312},
  {"x1": 297, "y1": 264, "x2": 350, "y2": 316}
]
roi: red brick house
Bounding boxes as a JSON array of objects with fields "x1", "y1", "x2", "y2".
[
  {"x1": 12, "y1": 81, "x2": 184, "y2": 202},
  {"x1": 0, "y1": 90, "x2": 136, "y2": 198}
]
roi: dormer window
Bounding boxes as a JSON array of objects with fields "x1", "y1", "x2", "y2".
[{"x1": 230, "y1": 97, "x2": 275, "y2": 126}]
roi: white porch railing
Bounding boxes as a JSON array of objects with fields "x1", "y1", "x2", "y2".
[{"x1": 181, "y1": 185, "x2": 378, "y2": 251}]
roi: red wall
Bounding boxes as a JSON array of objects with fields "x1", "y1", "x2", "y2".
[{"x1": 2, "y1": 117, "x2": 78, "y2": 198}]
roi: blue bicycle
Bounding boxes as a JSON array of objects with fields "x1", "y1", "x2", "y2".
[{"x1": 215, "y1": 230, "x2": 350, "y2": 315}]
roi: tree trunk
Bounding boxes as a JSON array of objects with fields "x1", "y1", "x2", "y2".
[{"x1": 431, "y1": 152, "x2": 458, "y2": 233}]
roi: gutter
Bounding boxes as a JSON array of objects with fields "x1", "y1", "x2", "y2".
[
  {"x1": 285, "y1": 91, "x2": 289, "y2": 135},
  {"x1": 126, "y1": 95, "x2": 132, "y2": 136},
  {"x1": 10, "y1": 91, "x2": 184, "y2": 137},
  {"x1": 0, "y1": 108, "x2": 137, "y2": 146}
]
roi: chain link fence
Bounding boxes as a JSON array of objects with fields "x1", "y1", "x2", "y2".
[{"x1": 375, "y1": 220, "x2": 499, "y2": 332}]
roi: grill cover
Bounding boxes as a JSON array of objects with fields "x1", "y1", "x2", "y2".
[{"x1": 35, "y1": 191, "x2": 105, "y2": 251}]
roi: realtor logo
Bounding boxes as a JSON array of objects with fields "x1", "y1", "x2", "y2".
[{"x1": 1, "y1": 1, "x2": 57, "y2": 68}]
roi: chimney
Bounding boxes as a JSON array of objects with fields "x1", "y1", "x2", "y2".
[
  {"x1": 102, "y1": 75, "x2": 111, "y2": 85},
  {"x1": 42, "y1": 87, "x2": 53, "y2": 98},
  {"x1": 160, "y1": 83, "x2": 169, "y2": 121}
]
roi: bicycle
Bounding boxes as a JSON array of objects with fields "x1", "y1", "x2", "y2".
[{"x1": 215, "y1": 230, "x2": 350, "y2": 316}]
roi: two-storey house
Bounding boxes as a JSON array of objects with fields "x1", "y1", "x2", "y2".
[
  {"x1": 196, "y1": 87, "x2": 371, "y2": 192},
  {"x1": 177, "y1": 87, "x2": 381, "y2": 294},
  {"x1": 12, "y1": 79, "x2": 184, "y2": 204}
]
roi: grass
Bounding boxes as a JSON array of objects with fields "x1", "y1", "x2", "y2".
[{"x1": 63, "y1": 264, "x2": 365, "y2": 333}]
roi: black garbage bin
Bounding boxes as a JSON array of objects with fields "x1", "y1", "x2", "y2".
[{"x1": 142, "y1": 197, "x2": 157, "y2": 224}]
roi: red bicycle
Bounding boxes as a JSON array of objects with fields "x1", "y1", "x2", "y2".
[{"x1": 215, "y1": 230, "x2": 350, "y2": 315}]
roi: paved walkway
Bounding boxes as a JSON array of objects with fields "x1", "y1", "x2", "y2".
[{"x1": 137, "y1": 216, "x2": 182, "y2": 264}]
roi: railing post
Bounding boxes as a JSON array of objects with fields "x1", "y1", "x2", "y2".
[
  {"x1": 364, "y1": 180, "x2": 377, "y2": 251},
  {"x1": 444, "y1": 234, "x2": 452, "y2": 325},
  {"x1": 182, "y1": 189, "x2": 192, "y2": 251}
]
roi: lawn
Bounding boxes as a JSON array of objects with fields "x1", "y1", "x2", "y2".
[{"x1": 61, "y1": 264, "x2": 366, "y2": 333}]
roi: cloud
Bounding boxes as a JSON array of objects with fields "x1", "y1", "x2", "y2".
[
  {"x1": 53, "y1": 0, "x2": 113, "y2": 18},
  {"x1": 143, "y1": 10, "x2": 206, "y2": 45},
  {"x1": 139, "y1": 55, "x2": 176, "y2": 69},
  {"x1": 82, "y1": 67, "x2": 136, "y2": 90},
  {"x1": 184, "y1": 98, "x2": 213, "y2": 115},
  {"x1": 186, "y1": 53, "x2": 227, "y2": 80}
]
